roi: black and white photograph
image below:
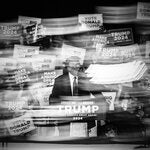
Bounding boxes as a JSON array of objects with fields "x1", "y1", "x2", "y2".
[{"x1": 0, "y1": 0, "x2": 150, "y2": 150}]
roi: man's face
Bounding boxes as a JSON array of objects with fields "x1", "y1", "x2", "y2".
[
  {"x1": 66, "y1": 56, "x2": 81, "y2": 75},
  {"x1": 68, "y1": 60, "x2": 80, "y2": 70}
]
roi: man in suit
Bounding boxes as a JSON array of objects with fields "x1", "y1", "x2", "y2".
[
  {"x1": 49, "y1": 56, "x2": 106, "y2": 137},
  {"x1": 50, "y1": 56, "x2": 91, "y2": 103}
]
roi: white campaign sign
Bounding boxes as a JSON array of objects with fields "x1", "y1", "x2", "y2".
[
  {"x1": 92, "y1": 34, "x2": 110, "y2": 48},
  {"x1": 100, "y1": 44, "x2": 139, "y2": 58},
  {"x1": 95, "y1": 44, "x2": 141, "y2": 61},
  {"x1": 102, "y1": 92, "x2": 117, "y2": 111},
  {"x1": 78, "y1": 14, "x2": 103, "y2": 31},
  {"x1": 13, "y1": 45, "x2": 40, "y2": 58},
  {"x1": 70, "y1": 122, "x2": 88, "y2": 137},
  {"x1": 109, "y1": 28, "x2": 134, "y2": 45},
  {"x1": 0, "y1": 23, "x2": 21, "y2": 39},
  {"x1": 5, "y1": 114, "x2": 35, "y2": 136},
  {"x1": 137, "y1": 2, "x2": 150, "y2": 20},
  {"x1": 15, "y1": 55, "x2": 56, "y2": 72}
]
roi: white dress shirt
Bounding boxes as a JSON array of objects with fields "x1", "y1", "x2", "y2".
[{"x1": 69, "y1": 72, "x2": 78, "y2": 96}]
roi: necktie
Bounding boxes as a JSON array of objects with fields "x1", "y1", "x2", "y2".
[{"x1": 73, "y1": 76, "x2": 78, "y2": 96}]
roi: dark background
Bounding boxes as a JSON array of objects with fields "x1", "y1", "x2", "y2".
[{"x1": 0, "y1": 0, "x2": 148, "y2": 22}]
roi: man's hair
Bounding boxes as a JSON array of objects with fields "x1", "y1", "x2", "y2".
[{"x1": 63, "y1": 56, "x2": 81, "y2": 66}]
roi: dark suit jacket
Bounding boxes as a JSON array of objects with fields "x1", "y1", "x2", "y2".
[
  {"x1": 49, "y1": 69, "x2": 108, "y2": 131},
  {"x1": 49, "y1": 70, "x2": 91, "y2": 103}
]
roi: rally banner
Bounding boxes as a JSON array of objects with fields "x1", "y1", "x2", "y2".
[
  {"x1": 78, "y1": 14, "x2": 103, "y2": 31},
  {"x1": 137, "y1": 2, "x2": 150, "y2": 20},
  {"x1": 61, "y1": 44, "x2": 86, "y2": 65},
  {"x1": 95, "y1": 44, "x2": 141, "y2": 62},
  {"x1": 5, "y1": 114, "x2": 35, "y2": 136},
  {"x1": 13, "y1": 45, "x2": 40, "y2": 58},
  {"x1": 31, "y1": 96, "x2": 108, "y2": 120},
  {"x1": 0, "y1": 23, "x2": 21, "y2": 40},
  {"x1": 108, "y1": 28, "x2": 134, "y2": 46}
]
